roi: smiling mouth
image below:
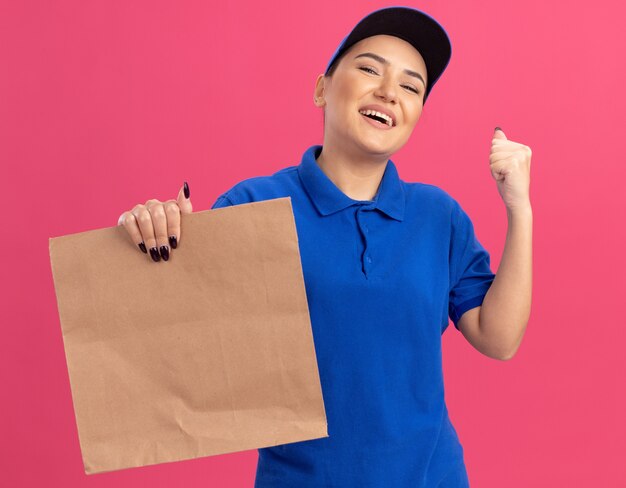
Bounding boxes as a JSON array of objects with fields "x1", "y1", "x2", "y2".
[{"x1": 359, "y1": 112, "x2": 394, "y2": 130}]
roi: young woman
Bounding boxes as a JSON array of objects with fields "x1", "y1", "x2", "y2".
[{"x1": 118, "y1": 6, "x2": 533, "y2": 487}]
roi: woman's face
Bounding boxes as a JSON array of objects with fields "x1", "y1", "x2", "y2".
[{"x1": 315, "y1": 35, "x2": 428, "y2": 158}]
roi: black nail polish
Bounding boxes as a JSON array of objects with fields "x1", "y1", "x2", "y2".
[
  {"x1": 138, "y1": 242, "x2": 147, "y2": 253},
  {"x1": 160, "y1": 245, "x2": 170, "y2": 261},
  {"x1": 149, "y1": 247, "x2": 160, "y2": 262},
  {"x1": 169, "y1": 235, "x2": 178, "y2": 249},
  {"x1": 495, "y1": 126, "x2": 502, "y2": 132},
  {"x1": 183, "y1": 181, "x2": 190, "y2": 199}
]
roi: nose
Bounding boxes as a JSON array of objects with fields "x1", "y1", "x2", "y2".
[{"x1": 374, "y1": 75, "x2": 399, "y2": 103}]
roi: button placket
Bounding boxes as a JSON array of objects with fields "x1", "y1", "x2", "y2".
[{"x1": 356, "y1": 206, "x2": 373, "y2": 275}]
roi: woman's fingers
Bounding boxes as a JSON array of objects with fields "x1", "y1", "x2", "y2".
[
  {"x1": 118, "y1": 181, "x2": 192, "y2": 262},
  {"x1": 163, "y1": 200, "x2": 181, "y2": 250},
  {"x1": 118, "y1": 211, "x2": 148, "y2": 254},
  {"x1": 177, "y1": 181, "x2": 192, "y2": 214},
  {"x1": 160, "y1": 181, "x2": 191, "y2": 251},
  {"x1": 145, "y1": 199, "x2": 170, "y2": 261},
  {"x1": 131, "y1": 204, "x2": 159, "y2": 261}
]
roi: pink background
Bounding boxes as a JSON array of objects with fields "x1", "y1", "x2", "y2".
[{"x1": 2, "y1": 0, "x2": 624, "y2": 486}]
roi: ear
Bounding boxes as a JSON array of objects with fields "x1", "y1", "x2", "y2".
[{"x1": 313, "y1": 73, "x2": 326, "y2": 107}]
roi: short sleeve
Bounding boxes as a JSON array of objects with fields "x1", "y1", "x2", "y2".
[
  {"x1": 448, "y1": 201, "x2": 496, "y2": 330},
  {"x1": 210, "y1": 194, "x2": 236, "y2": 209}
]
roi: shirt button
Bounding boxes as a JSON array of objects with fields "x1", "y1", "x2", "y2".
[{"x1": 366, "y1": 256, "x2": 372, "y2": 263}]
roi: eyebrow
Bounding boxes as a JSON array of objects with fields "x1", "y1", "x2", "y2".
[{"x1": 353, "y1": 52, "x2": 426, "y2": 87}]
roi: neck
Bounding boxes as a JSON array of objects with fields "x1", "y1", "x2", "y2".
[{"x1": 316, "y1": 139, "x2": 388, "y2": 201}]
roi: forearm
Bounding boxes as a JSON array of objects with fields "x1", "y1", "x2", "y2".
[{"x1": 479, "y1": 205, "x2": 533, "y2": 359}]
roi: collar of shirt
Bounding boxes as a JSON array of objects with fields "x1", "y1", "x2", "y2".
[{"x1": 297, "y1": 145, "x2": 405, "y2": 221}]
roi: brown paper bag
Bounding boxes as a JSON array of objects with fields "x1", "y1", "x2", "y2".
[{"x1": 49, "y1": 197, "x2": 328, "y2": 474}]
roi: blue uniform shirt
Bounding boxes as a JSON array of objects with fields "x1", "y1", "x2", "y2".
[{"x1": 211, "y1": 144, "x2": 496, "y2": 487}]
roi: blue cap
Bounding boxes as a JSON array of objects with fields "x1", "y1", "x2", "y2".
[{"x1": 324, "y1": 7, "x2": 452, "y2": 104}]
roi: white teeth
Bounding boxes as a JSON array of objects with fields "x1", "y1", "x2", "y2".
[{"x1": 359, "y1": 109, "x2": 393, "y2": 127}]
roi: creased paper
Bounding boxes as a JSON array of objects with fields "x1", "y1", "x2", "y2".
[{"x1": 49, "y1": 197, "x2": 328, "y2": 474}]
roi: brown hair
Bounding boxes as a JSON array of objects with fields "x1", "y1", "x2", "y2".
[{"x1": 324, "y1": 50, "x2": 348, "y2": 79}]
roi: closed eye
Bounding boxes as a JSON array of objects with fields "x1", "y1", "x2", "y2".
[
  {"x1": 358, "y1": 66, "x2": 420, "y2": 95},
  {"x1": 359, "y1": 66, "x2": 378, "y2": 75}
]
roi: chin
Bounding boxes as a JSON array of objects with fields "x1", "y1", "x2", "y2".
[{"x1": 356, "y1": 136, "x2": 400, "y2": 157}]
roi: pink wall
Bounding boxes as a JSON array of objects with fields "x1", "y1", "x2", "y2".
[{"x1": 2, "y1": 0, "x2": 624, "y2": 486}]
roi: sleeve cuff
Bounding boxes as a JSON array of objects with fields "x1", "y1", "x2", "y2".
[{"x1": 451, "y1": 294, "x2": 488, "y2": 331}]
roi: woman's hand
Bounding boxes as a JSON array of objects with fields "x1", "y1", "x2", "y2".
[
  {"x1": 489, "y1": 128, "x2": 532, "y2": 212},
  {"x1": 117, "y1": 182, "x2": 192, "y2": 262}
]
